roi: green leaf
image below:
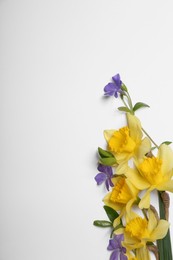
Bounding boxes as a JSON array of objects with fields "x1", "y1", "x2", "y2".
[
  {"x1": 98, "y1": 148, "x2": 117, "y2": 165},
  {"x1": 99, "y1": 157, "x2": 117, "y2": 166},
  {"x1": 151, "y1": 146, "x2": 156, "y2": 151},
  {"x1": 157, "y1": 192, "x2": 173, "y2": 260},
  {"x1": 98, "y1": 147, "x2": 114, "y2": 158},
  {"x1": 133, "y1": 102, "x2": 150, "y2": 112},
  {"x1": 161, "y1": 141, "x2": 172, "y2": 146},
  {"x1": 93, "y1": 220, "x2": 112, "y2": 227},
  {"x1": 118, "y1": 106, "x2": 131, "y2": 113},
  {"x1": 103, "y1": 206, "x2": 119, "y2": 223}
]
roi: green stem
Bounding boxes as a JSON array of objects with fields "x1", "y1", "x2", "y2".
[
  {"x1": 157, "y1": 192, "x2": 172, "y2": 260},
  {"x1": 141, "y1": 127, "x2": 159, "y2": 149},
  {"x1": 126, "y1": 91, "x2": 133, "y2": 111},
  {"x1": 121, "y1": 95, "x2": 130, "y2": 109}
]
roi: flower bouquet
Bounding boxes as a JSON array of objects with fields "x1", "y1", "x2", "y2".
[{"x1": 94, "y1": 74, "x2": 173, "y2": 260}]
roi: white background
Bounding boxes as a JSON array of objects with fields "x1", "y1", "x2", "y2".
[{"x1": 1, "y1": 0, "x2": 173, "y2": 259}]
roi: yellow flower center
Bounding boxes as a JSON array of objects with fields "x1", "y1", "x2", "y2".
[
  {"x1": 125, "y1": 217, "x2": 149, "y2": 239},
  {"x1": 110, "y1": 178, "x2": 132, "y2": 204},
  {"x1": 108, "y1": 127, "x2": 136, "y2": 154},
  {"x1": 138, "y1": 157, "x2": 163, "y2": 185}
]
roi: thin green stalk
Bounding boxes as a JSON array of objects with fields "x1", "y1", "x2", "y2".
[
  {"x1": 126, "y1": 91, "x2": 133, "y2": 111},
  {"x1": 141, "y1": 127, "x2": 159, "y2": 149},
  {"x1": 121, "y1": 95, "x2": 130, "y2": 110}
]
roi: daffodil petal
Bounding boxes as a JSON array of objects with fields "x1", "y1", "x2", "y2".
[
  {"x1": 116, "y1": 162, "x2": 129, "y2": 175},
  {"x1": 104, "y1": 130, "x2": 115, "y2": 142},
  {"x1": 139, "y1": 189, "x2": 152, "y2": 209},
  {"x1": 114, "y1": 227, "x2": 125, "y2": 235},
  {"x1": 157, "y1": 179, "x2": 173, "y2": 192},
  {"x1": 125, "y1": 210, "x2": 139, "y2": 223},
  {"x1": 126, "y1": 251, "x2": 138, "y2": 260},
  {"x1": 113, "y1": 215, "x2": 122, "y2": 228},
  {"x1": 124, "y1": 232, "x2": 139, "y2": 245},
  {"x1": 111, "y1": 176, "x2": 122, "y2": 186},
  {"x1": 116, "y1": 153, "x2": 131, "y2": 164},
  {"x1": 125, "y1": 199, "x2": 136, "y2": 217},
  {"x1": 158, "y1": 144, "x2": 173, "y2": 175},
  {"x1": 123, "y1": 240, "x2": 144, "y2": 250},
  {"x1": 148, "y1": 208, "x2": 158, "y2": 232},
  {"x1": 136, "y1": 247, "x2": 150, "y2": 260},
  {"x1": 149, "y1": 219, "x2": 169, "y2": 241},
  {"x1": 103, "y1": 191, "x2": 122, "y2": 211},
  {"x1": 127, "y1": 113, "x2": 142, "y2": 143},
  {"x1": 126, "y1": 168, "x2": 150, "y2": 190},
  {"x1": 136, "y1": 137, "x2": 151, "y2": 160},
  {"x1": 126, "y1": 179, "x2": 139, "y2": 197},
  {"x1": 113, "y1": 209, "x2": 125, "y2": 228}
]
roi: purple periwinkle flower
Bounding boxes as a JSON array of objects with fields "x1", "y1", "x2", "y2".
[
  {"x1": 104, "y1": 73, "x2": 122, "y2": 98},
  {"x1": 107, "y1": 234, "x2": 127, "y2": 260},
  {"x1": 94, "y1": 164, "x2": 114, "y2": 191}
]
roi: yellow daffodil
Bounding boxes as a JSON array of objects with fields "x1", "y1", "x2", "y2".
[
  {"x1": 122, "y1": 209, "x2": 169, "y2": 260},
  {"x1": 103, "y1": 176, "x2": 139, "y2": 226},
  {"x1": 104, "y1": 113, "x2": 151, "y2": 169},
  {"x1": 127, "y1": 144, "x2": 173, "y2": 208}
]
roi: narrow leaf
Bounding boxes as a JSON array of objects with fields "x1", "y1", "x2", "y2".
[
  {"x1": 93, "y1": 220, "x2": 112, "y2": 228},
  {"x1": 100, "y1": 157, "x2": 117, "y2": 166},
  {"x1": 118, "y1": 106, "x2": 131, "y2": 113},
  {"x1": 157, "y1": 192, "x2": 173, "y2": 260},
  {"x1": 151, "y1": 146, "x2": 156, "y2": 151},
  {"x1": 103, "y1": 206, "x2": 119, "y2": 223},
  {"x1": 133, "y1": 102, "x2": 150, "y2": 112},
  {"x1": 161, "y1": 141, "x2": 172, "y2": 146},
  {"x1": 98, "y1": 147, "x2": 114, "y2": 158}
]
